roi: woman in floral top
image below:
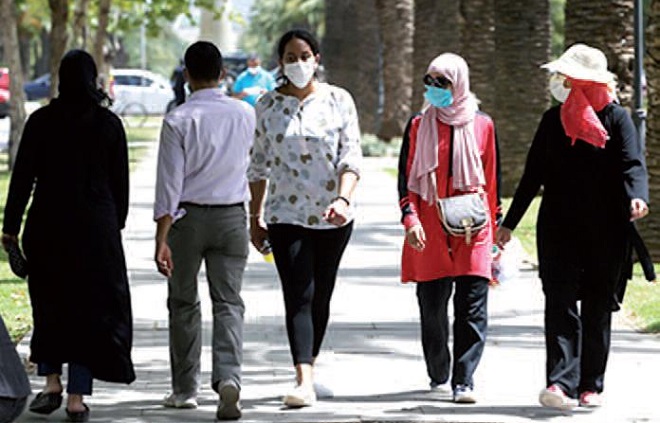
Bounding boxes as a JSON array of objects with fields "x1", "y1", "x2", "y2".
[{"x1": 247, "y1": 29, "x2": 362, "y2": 408}]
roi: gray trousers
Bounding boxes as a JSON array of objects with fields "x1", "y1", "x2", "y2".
[{"x1": 167, "y1": 204, "x2": 248, "y2": 395}]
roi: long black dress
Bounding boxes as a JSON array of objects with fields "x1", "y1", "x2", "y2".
[
  {"x1": 2, "y1": 99, "x2": 135, "y2": 384},
  {"x1": 502, "y1": 103, "x2": 648, "y2": 307}
]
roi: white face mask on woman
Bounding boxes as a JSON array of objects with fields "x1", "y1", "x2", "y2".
[
  {"x1": 284, "y1": 60, "x2": 316, "y2": 89},
  {"x1": 549, "y1": 73, "x2": 570, "y2": 103}
]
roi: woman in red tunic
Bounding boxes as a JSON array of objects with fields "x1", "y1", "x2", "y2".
[{"x1": 397, "y1": 53, "x2": 499, "y2": 403}]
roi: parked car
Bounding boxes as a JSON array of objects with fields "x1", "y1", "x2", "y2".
[
  {"x1": 23, "y1": 73, "x2": 51, "y2": 101},
  {"x1": 0, "y1": 67, "x2": 9, "y2": 90},
  {"x1": 0, "y1": 88, "x2": 9, "y2": 118},
  {"x1": 110, "y1": 68, "x2": 174, "y2": 115}
]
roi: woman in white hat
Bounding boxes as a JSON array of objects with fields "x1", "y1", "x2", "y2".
[{"x1": 496, "y1": 43, "x2": 649, "y2": 409}]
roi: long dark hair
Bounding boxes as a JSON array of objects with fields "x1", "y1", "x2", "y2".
[
  {"x1": 58, "y1": 49, "x2": 112, "y2": 107},
  {"x1": 275, "y1": 29, "x2": 321, "y2": 87}
]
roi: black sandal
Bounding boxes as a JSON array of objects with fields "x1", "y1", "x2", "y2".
[
  {"x1": 66, "y1": 403, "x2": 90, "y2": 422},
  {"x1": 28, "y1": 391, "x2": 63, "y2": 414}
]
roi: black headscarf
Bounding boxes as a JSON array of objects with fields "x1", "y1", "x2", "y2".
[{"x1": 57, "y1": 49, "x2": 110, "y2": 107}]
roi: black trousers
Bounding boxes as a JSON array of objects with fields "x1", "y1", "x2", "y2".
[
  {"x1": 416, "y1": 276, "x2": 489, "y2": 389},
  {"x1": 268, "y1": 222, "x2": 353, "y2": 365},
  {"x1": 542, "y1": 274, "x2": 612, "y2": 398}
]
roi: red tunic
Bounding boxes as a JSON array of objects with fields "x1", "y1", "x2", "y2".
[{"x1": 400, "y1": 113, "x2": 498, "y2": 283}]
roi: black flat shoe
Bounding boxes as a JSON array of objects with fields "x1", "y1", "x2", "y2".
[
  {"x1": 29, "y1": 391, "x2": 63, "y2": 414},
  {"x1": 66, "y1": 403, "x2": 90, "y2": 422}
]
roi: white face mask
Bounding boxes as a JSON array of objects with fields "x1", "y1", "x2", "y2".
[
  {"x1": 549, "y1": 73, "x2": 570, "y2": 103},
  {"x1": 283, "y1": 60, "x2": 316, "y2": 89},
  {"x1": 247, "y1": 67, "x2": 259, "y2": 75}
]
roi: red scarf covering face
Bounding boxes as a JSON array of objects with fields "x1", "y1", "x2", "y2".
[{"x1": 560, "y1": 78, "x2": 615, "y2": 148}]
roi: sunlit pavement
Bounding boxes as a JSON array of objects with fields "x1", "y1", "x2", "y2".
[{"x1": 16, "y1": 143, "x2": 660, "y2": 423}]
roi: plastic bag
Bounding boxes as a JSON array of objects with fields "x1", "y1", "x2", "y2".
[{"x1": 491, "y1": 237, "x2": 522, "y2": 285}]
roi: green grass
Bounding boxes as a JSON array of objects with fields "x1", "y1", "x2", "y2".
[
  {"x1": 500, "y1": 197, "x2": 541, "y2": 262},
  {"x1": 0, "y1": 120, "x2": 159, "y2": 344}
]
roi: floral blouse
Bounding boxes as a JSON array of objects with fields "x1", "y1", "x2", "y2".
[{"x1": 248, "y1": 83, "x2": 362, "y2": 229}]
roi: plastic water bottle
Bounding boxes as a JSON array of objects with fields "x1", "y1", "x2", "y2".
[
  {"x1": 491, "y1": 245, "x2": 502, "y2": 286},
  {"x1": 261, "y1": 239, "x2": 274, "y2": 263}
]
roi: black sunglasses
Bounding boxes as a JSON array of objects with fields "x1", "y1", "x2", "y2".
[{"x1": 423, "y1": 74, "x2": 452, "y2": 89}]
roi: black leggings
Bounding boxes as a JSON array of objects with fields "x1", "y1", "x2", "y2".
[{"x1": 268, "y1": 222, "x2": 353, "y2": 365}]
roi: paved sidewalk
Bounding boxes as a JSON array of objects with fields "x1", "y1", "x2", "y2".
[{"x1": 16, "y1": 143, "x2": 660, "y2": 423}]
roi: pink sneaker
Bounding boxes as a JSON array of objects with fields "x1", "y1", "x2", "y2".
[
  {"x1": 539, "y1": 384, "x2": 578, "y2": 409},
  {"x1": 579, "y1": 391, "x2": 602, "y2": 408}
]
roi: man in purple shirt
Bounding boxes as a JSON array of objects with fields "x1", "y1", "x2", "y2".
[{"x1": 153, "y1": 41, "x2": 255, "y2": 421}]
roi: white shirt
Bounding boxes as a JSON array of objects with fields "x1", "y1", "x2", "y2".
[
  {"x1": 247, "y1": 83, "x2": 362, "y2": 228},
  {"x1": 154, "y1": 88, "x2": 256, "y2": 220}
]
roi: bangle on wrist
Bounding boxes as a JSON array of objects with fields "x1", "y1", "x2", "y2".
[{"x1": 333, "y1": 196, "x2": 350, "y2": 206}]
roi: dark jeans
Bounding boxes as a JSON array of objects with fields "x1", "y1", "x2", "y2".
[
  {"x1": 542, "y1": 275, "x2": 612, "y2": 398},
  {"x1": 416, "y1": 276, "x2": 489, "y2": 389},
  {"x1": 38, "y1": 363, "x2": 93, "y2": 395},
  {"x1": 268, "y1": 222, "x2": 353, "y2": 365}
]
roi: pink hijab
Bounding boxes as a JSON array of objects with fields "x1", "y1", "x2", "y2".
[{"x1": 407, "y1": 53, "x2": 485, "y2": 203}]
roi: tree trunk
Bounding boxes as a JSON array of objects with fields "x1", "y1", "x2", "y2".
[
  {"x1": 34, "y1": 27, "x2": 51, "y2": 78},
  {"x1": 412, "y1": 0, "x2": 461, "y2": 113},
  {"x1": 643, "y1": 0, "x2": 660, "y2": 257},
  {"x1": 460, "y1": 0, "x2": 496, "y2": 115},
  {"x1": 48, "y1": 0, "x2": 69, "y2": 99},
  {"x1": 565, "y1": 0, "x2": 635, "y2": 109},
  {"x1": 493, "y1": 0, "x2": 551, "y2": 196},
  {"x1": 72, "y1": 0, "x2": 90, "y2": 50},
  {"x1": 94, "y1": 0, "x2": 112, "y2": 88},
  {"x1": 18, "y1": 28, "x2": 31, "y2": 79},
  {"x1": 0, "y1": 0, "x2": 27, "y2": 170},
  {"x1": 324, "y1": 0, "x2": 380, "y2": 134},
  {"x1": 375, "y1": 0, "x2": 413, "y2": 141}
]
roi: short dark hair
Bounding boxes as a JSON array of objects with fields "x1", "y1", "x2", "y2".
[
  {"x1": 277, "y1": 29, "x2": 320, "y2": 59},
  {"x1": 184, "y1": 41, "x2": 223, "y2": 82}
]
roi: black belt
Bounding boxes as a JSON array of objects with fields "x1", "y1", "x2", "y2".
[{"x1": 179, "y1": 202, "x2": 243, "y2": 209}]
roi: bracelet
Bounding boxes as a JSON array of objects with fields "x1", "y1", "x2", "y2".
[
  {"x1": 249, "y1": 213, "x2": 261, "y2": 218},
  {"x1": 333, "y1": 196, "x2": 350, "y2": 206}
]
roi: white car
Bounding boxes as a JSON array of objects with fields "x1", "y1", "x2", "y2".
[{"x1": 110, "y1": 69, "x2": 173, "y2": 115}]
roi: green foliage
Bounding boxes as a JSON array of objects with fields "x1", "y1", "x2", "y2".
[
  {"x1": 361, "y1": 133, "x2": 402, "y2": 157},
  {"x1": 241, "y1": 0, "x2": 325, "y2": 65},
  {"x1": 120, "y1": 23, "x2": 186, "y2": 77},
  {"x1": 111, "y1": 0, "x2": 218, "y2": 35},
  {"x1": 550, "y1": 0, "x2": 566, "y2": 58},
  {"x1": 626, "y1": 264, "x2": 660, "y2": 333}
]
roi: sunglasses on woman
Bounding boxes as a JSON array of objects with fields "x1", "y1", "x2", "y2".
[{"x1": 423, "y1": 74, "x2": 452, "y2": 89}]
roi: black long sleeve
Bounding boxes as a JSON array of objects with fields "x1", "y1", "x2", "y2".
[
  {"x1": 108, "y1": 115, "x2": 129, "y2": 229},
  {"x1": 616, "y1": 107, "x2": 648, "y2": 203},
  {"x1": 3, "y1": 116, "x2": 38, "y2": 235},
  {"x1": 501, "y1": 111, "x2": 547, "y2": 231},
  {"x1": 397, "y1": 114, "x2": 419, "y2": 223}
]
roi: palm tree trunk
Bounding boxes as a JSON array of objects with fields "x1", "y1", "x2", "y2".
[
  {"x1": 94, "y1": 0, "x2": 112, "y2": 87},
  {"x1": 643, "y1": 0, "x2": 660, "y2": 256},
  {"x1": 565, "y1": 0, "x2": 635, "y2": 108},
  {"x1": 461, "y1": 0, "x2": 496, "y2": 114},
  {"x1": 48, "y1": 0, "x2": 69, "y2": 99},
  {"x1": 412, "y1": 0, "x2": 461, "y2": 113},
  {"x1": 375, "y1": 0, "x2": 413, "y2": 141},
  {"x1": 72, "y1": 0, "x2": 90, "y2": 50},
  {"x1": 324, "y1": 0, "x2": 380, "y2": 134},
  {"x1": 493, "y1": 0, "x2": 551, "y2": 196},
  {"x1": 0, "y1": 0, "x2": 27, "y2": 170}
]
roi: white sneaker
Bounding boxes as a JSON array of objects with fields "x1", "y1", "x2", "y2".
[
  {"x1": 217, "y1": 381, "x2": 241, "y2": 420},
  {"x1": 163, "y1": 392, "x2": 198, "y2": 409},
  {"x1": 429, "y1": 381, "x2": 452, "y2": 394},
  {"x1": 453, "y1": 385, "x2": 477, "y2": 404},
  {"x1": 539, "y1": 385, "x2": 578, "y2": 410},
  {"x1": 283, "y1": 384, "x2": 316, "y2": 407}
]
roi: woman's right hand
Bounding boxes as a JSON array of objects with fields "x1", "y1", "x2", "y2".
[
  {"x1": 249, "y1": 217, "x2": 270, "y2": 253},
  {"x1": 1, "y1": 233, "x2": 18, "y2": 252},
  {"x1": 495, "y1": 227, "x2": 512, "y2": 249},
  {"x1": 406, "y1": 224, "x2": 426, "y2": 251}
]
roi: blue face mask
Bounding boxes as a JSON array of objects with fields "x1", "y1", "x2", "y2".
[{"x1": 424, "y1": 85, "x2": 453, "y2": 108}]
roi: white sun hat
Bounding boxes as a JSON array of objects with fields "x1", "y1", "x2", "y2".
[{"x1": 541, "y1": 43, "x2": 615, "y2": 84}]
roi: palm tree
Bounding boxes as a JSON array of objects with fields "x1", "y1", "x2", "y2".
[
  {"x1": 461, "y1": 0, "x2": 496, "y2": 115},
  {"x1": 48, "y1": 0, "x2": 68, "y2": 99},
  {"x1": 353, "y1": 0, "x2": 381, "y2": 135},
  {"x1": 375, "y1": 0, "x2": 413, "y2": 141},
  {"x1": 412, "y1": 0, "x2": 461, "y2": 113},
  {"x1": 493, "y1": 0, "x2": 551, "y2": 196},
  {"x1": 565, "y1": 0, "x2": 635, "y2": 108},
  {"x1": 643, "y1": 0, "x2": 660, "y2": 256}
]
